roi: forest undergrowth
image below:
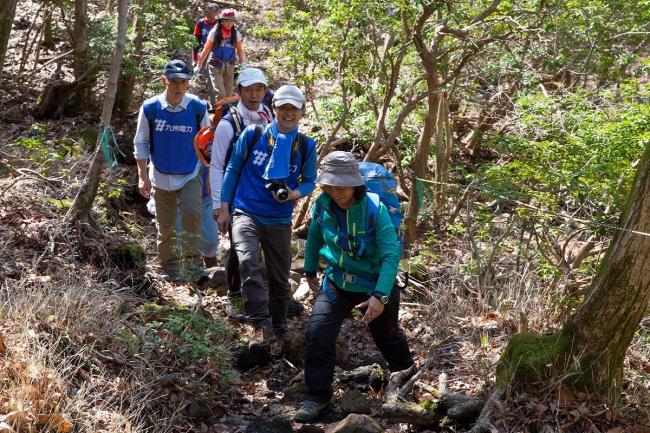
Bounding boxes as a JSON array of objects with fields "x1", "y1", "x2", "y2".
[{"x1": 1, "y1": 0, "x2": 649, "y2": 432}]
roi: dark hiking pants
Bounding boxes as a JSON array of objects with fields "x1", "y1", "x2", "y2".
[
  {"x1": 304, "y1": 281, "x2": 414, "y2": 403},
  {"x1": 231, "y1": 212, "x2": 291, "y2": 333}
]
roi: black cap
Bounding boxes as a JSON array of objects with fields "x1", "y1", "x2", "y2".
[{"x1": 163, "y1": 59, "x2": 191, "y2": 80}]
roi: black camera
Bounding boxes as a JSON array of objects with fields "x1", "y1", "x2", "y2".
[{"x1": 265, "y1": 181, "x2": 289, "y2": 200}]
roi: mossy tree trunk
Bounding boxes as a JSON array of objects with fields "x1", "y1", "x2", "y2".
[
  {"x1": 498, "y1": 142, "x2": 650, "y2": 395},
  {"x1": 0, "y1": 0, "x2": 18, "y2": 76},
  {"x1": 66, "y1": 0, "x2": 129, "y2": 223}
]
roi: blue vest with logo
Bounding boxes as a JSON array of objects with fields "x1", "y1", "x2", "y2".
[
  {"x1": 143, "y1": 96, "x2": 206, "y2": 175},
  {"x1": 197, "y1": 19, "x2": 216, "y2": 48},
  {"x1": 233, "y1": 126, "x2": 315, "y2": 220},
  {"x1": 210, "y1": 27, "x2": 237, "y2": 64}
]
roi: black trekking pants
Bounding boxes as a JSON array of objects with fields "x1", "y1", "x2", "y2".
[{"x1": 303, "y1": 280, "x2": 414, "y2": 403}]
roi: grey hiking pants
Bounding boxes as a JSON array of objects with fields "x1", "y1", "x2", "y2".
[{"x1": 231, "y1": 211, "x2": 292, "y2": 333}]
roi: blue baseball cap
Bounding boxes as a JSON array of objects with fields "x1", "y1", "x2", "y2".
[{"x1": 163, "y1": 59, "x2": 191, "y2": 80}]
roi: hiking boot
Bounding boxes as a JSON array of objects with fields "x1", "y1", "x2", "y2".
[
  {"x1": 287, "y1": 298, "x2": 305, "y2": 318},
  {"x1": 203, "y1": 256, "x2": 218, "y2": 269},
  {"x1": 249, "y1": 327, "x2": 276, "y2": 350},
  {"x1": 226, "y1": 294, "x2": 245, "y2": 321},
  {"x1": 294, "y1": 400, "x2": 329, "y2": 423}
]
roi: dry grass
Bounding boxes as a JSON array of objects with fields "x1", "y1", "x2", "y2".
[
  {"x1": 407, "y1": 206, "x2": 650, "y2": 429},
  {"x1": 0, "y1": 275, "x2": 153, "y2": 433}
]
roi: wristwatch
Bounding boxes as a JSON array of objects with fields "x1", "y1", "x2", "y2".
[{"x1": 372, "y1": 291, "x2": 389, "y2": 305}]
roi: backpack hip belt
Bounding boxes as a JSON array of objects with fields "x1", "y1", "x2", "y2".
[
  {"x1": 325, "y1": 266, "x2": 377, "y2": 293},
  {"x1": 209, "y1": 58, "x2": 235, "y2": 68}
]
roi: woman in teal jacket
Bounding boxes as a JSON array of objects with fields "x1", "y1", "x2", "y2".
[{"x1": 295, "y1": 151, "x2": 415, "y2": 423}]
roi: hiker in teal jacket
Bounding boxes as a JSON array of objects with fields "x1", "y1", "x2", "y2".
[{"x1": 296, "y1": 151, "x2": 415, "y2": 423}]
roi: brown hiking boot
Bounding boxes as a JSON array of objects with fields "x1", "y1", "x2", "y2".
[{"x1": 249, "y1": 327, "x2": 276, "y2": 350}]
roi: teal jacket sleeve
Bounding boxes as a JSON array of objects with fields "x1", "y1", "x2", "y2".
[
  {"x1": 373, "y1": 203, "x2": 401, "y2": 295},
  {"x1": 304, "y1": 202, "x2": 325, "y2": 274}
]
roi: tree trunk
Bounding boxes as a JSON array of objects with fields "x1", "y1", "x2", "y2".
[
  {"x1": 0, "y1": 0, "x2": 18, "y2": 76},
  {"x1": 114, "y1": 0, "x2": 146, "y2": 117},
  {"x1": 73, "y1": 0, "x2": 89, "y2": 80},
  {"x1": 404, "y1": 89, "x2": 438, "y2": 243},
  {"x1": 66, "y1": 0, "x2": 129, "y2": 224},
  {"x1": 402, "y1": 4, "x2": 440, "y2": 243},
  {"x1": 498, "y1": 142, "x2": 650, "y2": 395}
]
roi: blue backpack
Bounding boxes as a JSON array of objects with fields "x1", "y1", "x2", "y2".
[{"x1": 359, "y1": 162, "x2": 403, "y2": 245}]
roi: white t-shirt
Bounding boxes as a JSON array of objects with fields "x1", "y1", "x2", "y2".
[{"x1": 209, "y1": 101, "x2": 272, "y2": 209}]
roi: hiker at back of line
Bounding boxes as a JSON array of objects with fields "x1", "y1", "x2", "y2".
[{"x1": 195, "y1": 8, "x2": 245, "y2": 101}]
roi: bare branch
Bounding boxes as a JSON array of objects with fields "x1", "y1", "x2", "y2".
[{"x1": 469, "y1": 0, "x2": 500, "y2": 25}]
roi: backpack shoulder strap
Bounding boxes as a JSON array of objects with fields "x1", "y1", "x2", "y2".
[
  {"x1": 242, "y1": 124, "x2": 264, "y2": 164},
  {"x1": 365, "y1": 192, "x2": 381, "y2": 235},
  {"x1": 230, "y1": 27, "x2": 238, "y2": 45},
  {"x1": 227, "y1": 105, "x2": 244, "y2": 139}
]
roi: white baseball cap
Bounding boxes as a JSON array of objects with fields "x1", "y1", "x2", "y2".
[
  {"x1": 236, "y1": 67, "x2": 268, "y2": 88},
  {"x1": 273, "y1": 85, "x2": 305, "y2": 109}
]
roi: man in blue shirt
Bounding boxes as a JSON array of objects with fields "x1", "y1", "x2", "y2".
[
  {"x1": 217, "y1": 85, "x2": 317, "y2": 351},
  {"x1": 134, "y1": 59, "x2": 211, "y2": 283}
]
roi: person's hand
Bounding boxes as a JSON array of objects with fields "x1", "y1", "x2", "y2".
[
  {"x1": 307, "y1": 276, "x2": 320, "y2": 293},
  {"x1": 212, "y1": 209, "x2": 219, "y2": 222},
  {"x1": 217, "y1": 207, "x2": 231, "y2": 235},
  {"x1": 272, "y1": 187, "x2": 301, "y2": 204},
  {"x1": 138, "y1": 175, "x2": 152, "y2": 198},
  {"x1": 355, "y1": 296, "x2": 385, "y2": 325}
]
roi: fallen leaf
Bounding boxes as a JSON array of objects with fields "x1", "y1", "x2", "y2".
[
  {"x1": 557, "y1": 387, "x2": 574, "y2": 407},
  {"x1": 606, "y1": 428, "x2": 624, "y2": 433},
  {"x1": 57, "y1": 421, "x2": 73, "y2": 433},
  {"x1": 0, "y1": 334, "x2": 5, "y2": 354}
]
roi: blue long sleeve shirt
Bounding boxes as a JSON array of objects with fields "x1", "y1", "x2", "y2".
[{"x1": 221, "y1": 124, "x2": 317, "y2": 225}]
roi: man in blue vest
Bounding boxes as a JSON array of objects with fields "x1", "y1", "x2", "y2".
[
  {"x1": 217, "y1": 85, "x2": 317, "y2": 352},
  {"x1": 192, "y1": 3, "x2": 219, "y2": 65},
  {"x1": 134, "y1": 59, "x2": 211, "y2": 283}
]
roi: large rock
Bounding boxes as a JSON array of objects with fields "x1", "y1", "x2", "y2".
[
  {"x1": 332, "y1": 414, "x2": 385, "y2": 433},
  {"x1": 280, "y1": 330, "x2": 349, "y2": 367},
  {"x1": 339, "y1": 389, "x2": 371, "y2": 415}
]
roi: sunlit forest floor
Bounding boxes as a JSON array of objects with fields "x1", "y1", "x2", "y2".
[{"x1": 1, "y1": 0, "x2": 648, "y2": 432}]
